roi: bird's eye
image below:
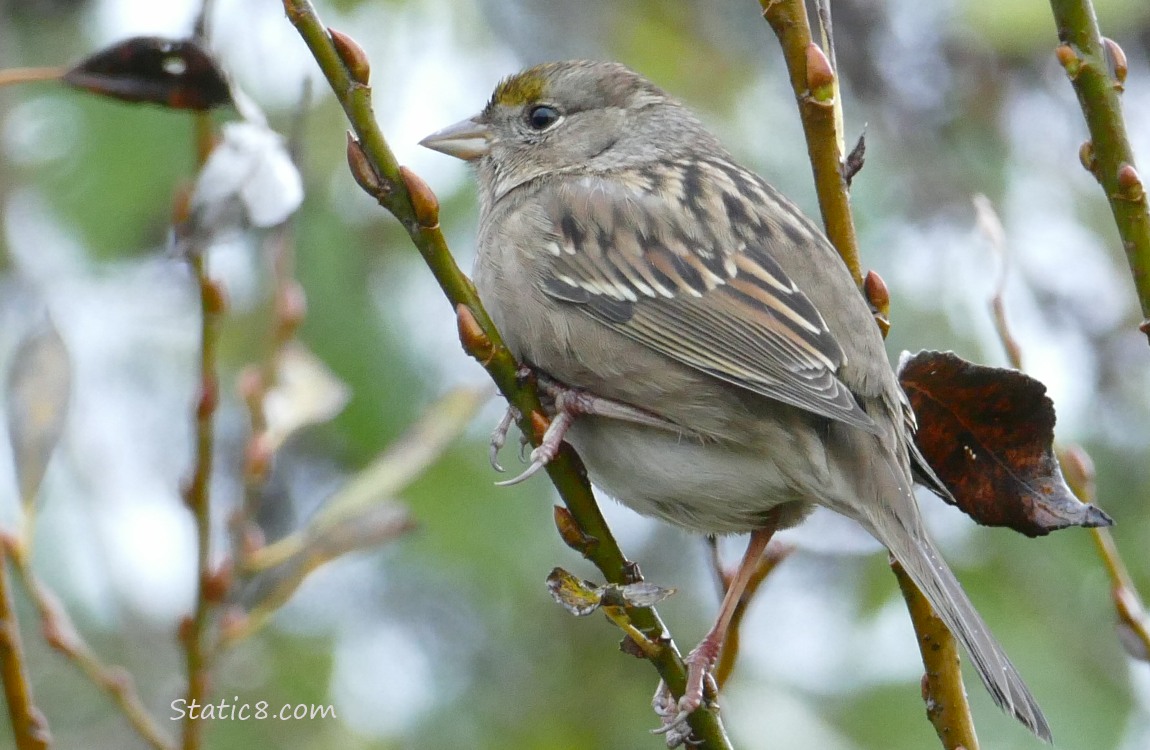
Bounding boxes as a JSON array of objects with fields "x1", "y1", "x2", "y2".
[{"x1": 526, "y1": 105, "x2": 560, "y2": 130}]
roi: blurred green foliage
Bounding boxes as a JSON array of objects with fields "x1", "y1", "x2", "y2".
[{"x1": 0, "y1": 0, "x2": 1148, "y2": 749}]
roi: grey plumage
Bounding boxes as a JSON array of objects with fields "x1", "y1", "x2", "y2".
[{"x1": 422, "y1": 59, "x2": 1051, "y2": 742}]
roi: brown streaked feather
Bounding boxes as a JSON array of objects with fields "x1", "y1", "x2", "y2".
[{"x1": 536, "y1": 163, "x2": 878, "y2": 433}]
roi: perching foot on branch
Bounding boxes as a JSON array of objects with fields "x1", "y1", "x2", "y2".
[
  {"x1": 492, "y1": 371, "x2": 680, "y2": 486},
  {"x1": 653, "y1": 680, "x2": 705, "y2": 748},
  {"x1": 652, "y1": 523, "x2": 779, "y2": 742},
  {"x1": 651, "y1": 639, "x2": 722, "y2": 742}
]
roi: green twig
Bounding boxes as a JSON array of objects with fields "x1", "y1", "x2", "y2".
[
  {"x1": 1049, "y1": 0, "x2": 1150, "y2": 337},
  {"x1": 281, "y1": 2, "x2": 732, "y2": 747}
]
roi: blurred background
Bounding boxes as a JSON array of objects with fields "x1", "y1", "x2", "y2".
[{"x1": 1, "y1": 0, "x2": 1149, "y2": 748}]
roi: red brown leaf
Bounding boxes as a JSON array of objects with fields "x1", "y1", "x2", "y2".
[
  {"x1": 62, "y1": 36, "x2": 231, "y2": 110},
  {"x1": 898, "y1": 350, "x2": 1113, "y2": 537}
]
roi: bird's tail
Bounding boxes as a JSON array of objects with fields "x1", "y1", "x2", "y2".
[{"x1": 853, "y1": 441, "x2": 1053, "y2": 742}]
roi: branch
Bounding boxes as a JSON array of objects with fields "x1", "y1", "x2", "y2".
[
  {"x1": 0, "y1": 67, "x2": 65, "y2": 88},
  {"x1": 978, "y1": 193, "x2": 1150, "y2": 664},
  {"x1": 708, "y1": 538, "x2": 794, "y2": 690},
  {"x1": 761, "y1": 1, "x2": 979, "y2": 743},
  {"x1": 178, "y1": 17, "x2": 230, "y2": 741},
  {"x1": 179, "y1": 248, "x2": 224, "y2": 750},
  {"x1": 892, "y1": 560, "x2": 980, "y2": 750},
  {"x1": 6, "y1": 546, "x2": 172, "y2": 750},
  {"x1": 0, "y1": 546, "x2": 50, "y2": 750},
  {"x1": 1090, "y1": 524, "x2": 1150, "y2": 661},
  {"x1": 1064, "y1": 441, "x2": 1150, "y2": 661},
  {"x1": 282, "y1": 2, "x2": 732, "y2": 747},
  {"x1": 1049, "y1": 1, "x2": 1150, "y2": 339},
  {"x1": 760, "y1": 0, "x2": 863, "y2": 286}
]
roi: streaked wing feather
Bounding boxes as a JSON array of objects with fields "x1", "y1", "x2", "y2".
[{"x1": 538, "y1": 165, "x2": 877, "y2": 432}]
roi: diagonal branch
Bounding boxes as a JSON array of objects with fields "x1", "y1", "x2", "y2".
[
  {"x1": 1049, "y1": 0, "x2": 1150, "y2": 338},
  {"x1": 282, "y1": 2, "x2": 733, "y2": 747},
  {"x1": 7, "y1": 550, "x2": 172, "y2": 750},
  {"x1": 0, "y1": 546, "x2": 51, "y2": 750}
]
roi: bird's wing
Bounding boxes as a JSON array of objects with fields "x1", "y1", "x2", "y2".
[{"x1": 534, "y1": 160, "x2": 877, "y2": 433}]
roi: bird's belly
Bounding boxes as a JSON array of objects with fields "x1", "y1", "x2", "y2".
[{"x1": 566, "y1": 418, "x2": 813, "y2": 534}]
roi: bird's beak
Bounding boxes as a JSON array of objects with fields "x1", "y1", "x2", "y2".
[{"x1": 419, "y1": 116, "x2": 492, "y2": 161}]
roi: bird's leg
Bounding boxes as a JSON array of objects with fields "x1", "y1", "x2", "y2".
[
  {"x1": 534, "y1": 373, "x2": 680, "y2": 431},
  {"x1": 653, "y1": 520, "x2": 779, "y2": 739},
  {"x1": 493, "y1": 375, "x2": 679, "y2": 486}
]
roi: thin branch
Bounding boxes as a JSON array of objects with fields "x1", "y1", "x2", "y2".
[
  {"x1": 761, "y1": 0, "x2": 863, "y2": 286},
  {"x1": 1090, "y1": 525, "x2": 1150, "y2": 660},
  {"x1": 978, "y1": 194, "x2": 1150, "y2": 662},
  {"x1": 761, "y1": 2, "x2": 979, "y2": 743},
  {"x1": 0, "y1": 547, "x2": 50, "y2": 750},
  {"x1": 708, "y1": 538, "x2": 794, "y2": 690},
  {"x1": 179, "y1": 248, "x2": 224, "y2": 750},
  {"x1": 281, "y1": 3, "x2": 732, "y2": 747},
  {"x1": 192, "y1": 0, "x2": 218, "y2": 43},
  {"x1": 892, "y1": 560, "x2": 980, "y2": 750},
  {"x1": 0, "y1": 67, "x2": 65, "y2": 88},
  {"x1": 7, "y1": 552, "x2": 172, "y2": 750},
  {"x1": 230, "y1": 83, "x2": 312, "y2": 571},
  {"x1": 1064, "y1": 431, "x2": 1150, "y2": 658},
  {"x1": 973, "y1": 194, "x2": 1024, "y2": 370},
  {"x1": 1049, "y1": 0, "x2": 1150, "y2": 339}
]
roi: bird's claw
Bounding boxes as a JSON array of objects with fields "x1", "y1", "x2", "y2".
[
  {"x1": 651, "y1": 682, "x2": 699, "y2": 748},
  {"x1": 493, "y1": 455, "x2": 547, "y2": 486},
  {"x1": 489, "y1": 375, "x2": 674, "y2": 487},
  {"x1": 649, "y1": 643, "x2": 721, "y2": 747},
  {"x1": 489, "y1": 408, "x2": 515, "y2": 472},
  {"x1": 495, "y1": 415, "x2": 569, "y2": 486}
]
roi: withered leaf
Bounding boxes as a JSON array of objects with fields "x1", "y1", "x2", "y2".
[
  {"x1": 897, "y1": 350, "x2": 1113, "y2": 537},
  {"x1": 546, "y1": 567, "x2": 602, "y2": 616},
  {"x1": 545, "y1": 567, "x2": 676, "y2": 619},
  {"x1": 605, "y1": 581, "x2": 676, "y2": 609},
  {"x1": 63, "y1": 36, "x2": 231, "y2": 110},
  {"x1": 6, "y1": 317, "x2": 72, "y2": 515}
]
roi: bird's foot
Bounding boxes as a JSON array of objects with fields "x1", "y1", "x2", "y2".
[
  {"x1": 651, "y1": 645, "x2": 720, "y2": 748},
  {"x1": 491, "y1": 374, "x2": 678, "y2": 486}
]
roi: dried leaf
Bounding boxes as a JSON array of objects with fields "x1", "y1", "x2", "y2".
[
  {"x1": 62, "y1": 36, "x2": 231, "y2": 110},
  {"x1": 609, "y1": 581, "x2": 676, "y2": 609},
  {"x1": 898, "y1": 350, "x2": 1112, "y2": 537},
  {"x1": 6, "y1": 318, "x2": 72, "y2": 514},
  {"x1": 546, "y1": 567, "x2": 602, "y2": 616},
  {"x1": 263, "y1": 342, "x2": 350, "y2": 452}
]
